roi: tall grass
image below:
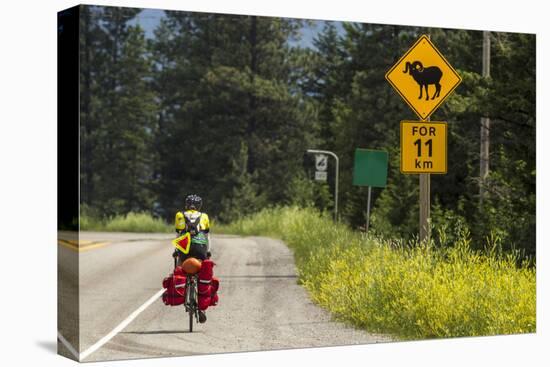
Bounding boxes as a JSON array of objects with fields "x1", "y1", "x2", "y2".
[
  {"x1": 219, "y1": 206, "x2": 536, "y2": 339},
  {"x1": 80, "y1": 211, "x2": 172, "y2": 233}
]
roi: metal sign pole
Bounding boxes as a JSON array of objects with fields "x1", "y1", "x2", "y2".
[
  {"x1": 335, "y1": 156, "x2": 339, "y2": 222},
  {"x1": 366, "y1": 186, "x2": 372, "y2": 232},
  {"x1": 307, "y1": 149, "x2": 339, "y2": 222}
]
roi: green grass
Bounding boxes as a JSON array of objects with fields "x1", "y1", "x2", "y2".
[
  {"x1": 219, "y1": 206, "x2": 536, "y2": 339},
  {"x1": 80, "y1": 211, "x2": 172, "y2": 233}
]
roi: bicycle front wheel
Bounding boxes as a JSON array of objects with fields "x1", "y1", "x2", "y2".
[
  {"x1": 188, "y1": 279, "x2": 196, "y2": 332},
  {"x1": 185, "y1": 277, "x2": 194, "y2": 333},
  {"x1": 189, "y1": 306, "x2": 193, "y2": 332}
]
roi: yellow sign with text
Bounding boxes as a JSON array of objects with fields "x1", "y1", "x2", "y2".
[
  {"x1": 401, "y1": 121, "x2": 447, "y2": 174},
  {"x1": 386, "y1": 35, "x2": 461, "y2": 120}
]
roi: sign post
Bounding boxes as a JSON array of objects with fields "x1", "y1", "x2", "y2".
[
  {"x1": 352, "y1": 149, "x2": 388, "y2": 233},
  {"x1": 419, "y1": 171, "x2": 430, "y2": 241},
  {"x1": 366, "y1": 186, "x2": 372, "y2": 232},
  {"x1": 307, "y1": 149, "x2": 339, "y2": 222},
  {"x1": 314, "y1": 154, "x2": 328, "y2": 181},
  {"x1": 386, "y1": 34, "x2": 461, "y2": 242}
]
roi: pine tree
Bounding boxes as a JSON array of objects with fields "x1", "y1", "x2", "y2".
[
  {"x1": 80, "y1": 6, "x2": 157, "y2": 215},
  {"x1": 151, "y1": 12, "x2": 318, "y2": 219}
]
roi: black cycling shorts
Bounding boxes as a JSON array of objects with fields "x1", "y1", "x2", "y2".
[{"x1": 176, "y1": 242, "x2": 208, "y2": 261}]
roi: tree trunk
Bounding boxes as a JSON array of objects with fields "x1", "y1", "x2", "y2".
[{"x1": 247, "y1": 16, "x2": 258, "y2": 175}]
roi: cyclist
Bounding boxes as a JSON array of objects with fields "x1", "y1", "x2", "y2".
[{"x1": 173, "y1": 194, "x2": 211, "y2": 323}]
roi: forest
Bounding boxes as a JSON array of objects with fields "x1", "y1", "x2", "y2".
[{"x1": 77, "y1": 6, "x2": 536, "y2": 258}]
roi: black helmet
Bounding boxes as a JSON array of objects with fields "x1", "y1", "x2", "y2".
[{"x1": 185, "y1": 194, "x2": 202, "y2": 210}]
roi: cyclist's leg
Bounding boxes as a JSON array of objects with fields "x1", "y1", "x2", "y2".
[{"x1": 194, "y1": 243, "x2": 209, "y2": 323}]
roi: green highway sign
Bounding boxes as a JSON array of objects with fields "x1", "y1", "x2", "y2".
[{"x1": 353, "y1": 149, "x2": 388, "y2": 188}]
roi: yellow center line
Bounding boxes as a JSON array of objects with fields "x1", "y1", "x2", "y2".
[{"x1": 58, "y1": 239, "x2": 110, "y2": 252}]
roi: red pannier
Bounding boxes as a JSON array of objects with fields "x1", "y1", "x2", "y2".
[
  {"x1": 197, "y1": 259, "x2": 220, "y2": 310},
  {"x1": 162, "y1": 267, "x2": 187, "y2": 306},
  {"x1": 210, "y1": 277, "x2": 219, "y2": 306}
]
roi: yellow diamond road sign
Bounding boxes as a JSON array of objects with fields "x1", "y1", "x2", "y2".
[
  {"x1": 386, "y1": 35, "x2": 461, "y2": 120},
  {"x1": 401, "y1": 120, "x2": 447, "y2": 174}
]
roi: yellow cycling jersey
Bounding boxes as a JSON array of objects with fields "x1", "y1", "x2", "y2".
[{"x1": 175, "y1": 210, "x2": 210, "y2": 232}]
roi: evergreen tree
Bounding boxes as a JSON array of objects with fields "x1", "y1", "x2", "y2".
[
  {"x1": 151, "y1": 12, "x2": 318, "y2": 219},
  {"x1": 80, "y1": 6, "x2": 157, "y2": 215}
]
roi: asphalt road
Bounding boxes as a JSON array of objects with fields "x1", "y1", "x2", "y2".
[{"x1": 58, "y1": 232, "x2": 390, "y2": 362}]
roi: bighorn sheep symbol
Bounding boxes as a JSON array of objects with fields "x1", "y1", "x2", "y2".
[{"x1": 403, "y1": 61, "x2": 442, "y2": 100}]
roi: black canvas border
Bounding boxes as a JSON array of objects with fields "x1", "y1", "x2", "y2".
[{"x1": 57, "y1": 4, "x2": 81, "y2": 362}]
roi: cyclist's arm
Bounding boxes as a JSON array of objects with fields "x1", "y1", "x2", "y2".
[
  {"x1": 175, "y1": 211, "x2": 186, "y2": 233},
  {"x1": 202, "y1": 213, "x2": 211, "y2": 253}
]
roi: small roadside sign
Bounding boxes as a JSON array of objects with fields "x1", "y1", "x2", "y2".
[
  {"x1": 386, "y1": 35, "x2": 462, "y2": 120},
  {"x1": 401, "y1": 120, "x2": 447, "y2": 174},
  {"x1": 315, "y1": 154, "x2": 328, "y2": 171},
  {"x1": 306, "y1": 149, "x2": 339, "y2": 221},
  {"x1": 315, "y1": 171, "x2": 327, "y2": 181}
]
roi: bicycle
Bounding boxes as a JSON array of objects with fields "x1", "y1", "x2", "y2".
[
  {"x1": 184, "y1": 267, "x2": 199, "y2": 332},
  {"x1": 173, "y1": 256, "x2": 200, "y2": 332}
]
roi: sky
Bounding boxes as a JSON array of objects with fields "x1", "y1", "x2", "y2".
[{"x1": 129, "y1": 7, "x2": 345, "y2": 49}]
